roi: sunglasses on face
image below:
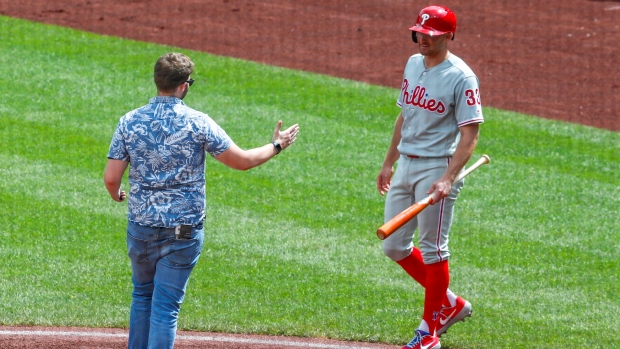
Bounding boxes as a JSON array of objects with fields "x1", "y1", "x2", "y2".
[{"x1": 185, "y1": 78, "x2": 194, "y2": 86}]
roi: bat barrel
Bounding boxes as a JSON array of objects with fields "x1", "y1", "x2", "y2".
[{"x1": 376, "y1": 199, "x2": 431, "y2": 240}]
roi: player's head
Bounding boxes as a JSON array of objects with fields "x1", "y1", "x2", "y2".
[
  {"x1": 154, "y1": 52, "x2": 195, "y2": 95},
  {"x1": 409, "y1": 5, "x2": 457, "y2": 44}
]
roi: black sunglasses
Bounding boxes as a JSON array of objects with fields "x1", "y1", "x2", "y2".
[{"x1": 185, "y1": 78, "x2": 195, "y2": 86}]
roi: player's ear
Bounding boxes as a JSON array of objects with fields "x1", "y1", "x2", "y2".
[{"x1": 412, "y1": 31, "x2": 418, "y2": 43}]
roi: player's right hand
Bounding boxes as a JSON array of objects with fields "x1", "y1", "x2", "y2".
[{"x1": 376, "y1": 166, "x2": 393, "y2": 196}]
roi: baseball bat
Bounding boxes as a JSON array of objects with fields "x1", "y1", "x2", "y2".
[{"x1": 376, "y1": 154, "x2": 490, "y2": 240}]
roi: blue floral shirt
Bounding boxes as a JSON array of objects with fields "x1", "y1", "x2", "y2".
[{"x1": 107, "y1": 96, "x2": 231, "y2": 227}]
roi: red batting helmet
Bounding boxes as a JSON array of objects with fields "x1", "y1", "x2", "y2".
[{"x1": 409, "y1": 5, "x2": 457, "y2": 43}]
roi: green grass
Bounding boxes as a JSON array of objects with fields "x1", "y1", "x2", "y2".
[{"x1": 0, "y1": 16, "x2": 619, "y2": 348}]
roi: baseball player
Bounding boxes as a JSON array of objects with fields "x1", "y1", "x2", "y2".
[{"x1": 375, "y1": 5, "x2": 483, "y2": 349}]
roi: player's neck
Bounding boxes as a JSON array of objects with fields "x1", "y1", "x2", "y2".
[{"x1": 423, "y1": 50, "x2": 451, "y2": 69}]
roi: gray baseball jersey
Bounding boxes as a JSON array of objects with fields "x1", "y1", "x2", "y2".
[
  {"x1": 397, "y1": 53, "x2": 483, "y2": 158},
  {"x1": 383, "y1": 53, "x2": 484, "y2": 264}
]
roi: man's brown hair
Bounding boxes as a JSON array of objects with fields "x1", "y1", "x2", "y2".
[{"x1": 154, "y1": 53, "x2": 194, "y2": 92}]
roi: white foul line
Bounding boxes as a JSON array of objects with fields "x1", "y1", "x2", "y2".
[
  {"x1": 0, "y1": 330, "x2": 390, "y2": 349},
  {"x1": 0, "y1": 330, "x2": 126, "y2": 338}
]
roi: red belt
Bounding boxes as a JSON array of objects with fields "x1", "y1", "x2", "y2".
[{"x1": 406, "y1": 155, "x2": 420, "y2": 158}]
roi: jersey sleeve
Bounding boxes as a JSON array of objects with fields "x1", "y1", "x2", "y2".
[{"x1": 454, "y1": 76, "x2": 484, "y2": 127}]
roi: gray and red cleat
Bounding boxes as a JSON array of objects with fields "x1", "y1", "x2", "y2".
[{"x1": 436, "y1": 296, "x2": 472, "y2": 337}]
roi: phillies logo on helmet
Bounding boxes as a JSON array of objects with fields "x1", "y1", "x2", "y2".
[
  {"x1": 420, "y1": 14, "x2": 430, "y2": 26},
  {"x1": 409, "y1": 5, "x2": 457, "y2": 42}
]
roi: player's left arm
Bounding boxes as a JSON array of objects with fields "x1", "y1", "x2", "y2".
[
  {"x1": 442, "y1": 124, "x2": 480, "y2": 183},
  {"x1": 427, "y1": 124, "x2": 479, "y2": 203}
]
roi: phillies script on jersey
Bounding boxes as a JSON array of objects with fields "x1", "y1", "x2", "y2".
[{"x1": 401, "y1": 79, "x2": 446, "y2": 113}]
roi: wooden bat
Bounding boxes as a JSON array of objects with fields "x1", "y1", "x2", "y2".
[{"x1": 376, "y1": 154, "x2": 490, "y2": 240}]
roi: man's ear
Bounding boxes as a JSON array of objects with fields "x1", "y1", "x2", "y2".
[{"x1": 177, "y1": 83, "x2": 186, "y2": 92}]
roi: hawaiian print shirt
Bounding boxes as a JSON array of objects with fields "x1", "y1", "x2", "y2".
[{"x1": 107, "y1": 96, "x2": 231, "y2": 227}]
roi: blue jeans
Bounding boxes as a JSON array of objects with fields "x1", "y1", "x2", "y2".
[{"x1": 126, "y1": 221, "x2": 204, "y2": 349}]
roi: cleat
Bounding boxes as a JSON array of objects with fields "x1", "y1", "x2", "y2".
[
  {"x1": 402, "y1": 329, "x2": 440, "y2": 349},
  {"x1": 436, "y1": 296, "x2": 472, "y2": 337}
]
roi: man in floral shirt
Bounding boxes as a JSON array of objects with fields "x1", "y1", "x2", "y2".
[{"x1": 104, "y1": 52, "x2": 299, "y2": 349}]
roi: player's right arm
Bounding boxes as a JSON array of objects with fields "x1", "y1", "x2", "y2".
[{"x1": 376, "y1": 113, "x2": 404, "y2": 196}]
